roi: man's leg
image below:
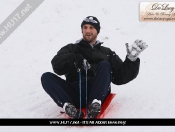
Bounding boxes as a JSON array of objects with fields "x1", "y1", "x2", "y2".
[
  {"x1": 41, "y1": 72, "x2": 81, "y2": 107},
  {"x1": 41, "y1": 72, "x2": 85, "y2": 118},
  {"x1": 87, "y1": 61, "x2": 112, "y2": 118},
  {"x1": 88, "y1": 61, "x2": 112, "y2": 104}
]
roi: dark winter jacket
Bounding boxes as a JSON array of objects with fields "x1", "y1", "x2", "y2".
[{"x1": 51, "y1": 39, "x2": 140, "y2": 85}]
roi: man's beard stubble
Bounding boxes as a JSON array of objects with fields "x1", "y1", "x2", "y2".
[{"x1": 83, "y1": 34, "x2": 97, "y2": 44}]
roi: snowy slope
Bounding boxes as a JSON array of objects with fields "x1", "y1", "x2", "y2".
[{"x1": 1, "y1": 0, "x2": 175, "y2": 131}]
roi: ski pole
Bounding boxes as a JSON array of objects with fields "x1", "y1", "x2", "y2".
[
  {"x1": 78, "y1": 68, "x2": 82, "y2": 119},
  {"x1": 85, "y1": 63, "x2": 88, "y2": 118},
  {"x1": 83, "y1": 59, "x2": 90, "y2": 118}
]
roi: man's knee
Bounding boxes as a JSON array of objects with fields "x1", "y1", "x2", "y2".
[
  {"x1": 98, "y1": 61, "x2": 111, "y2": 69},
  {"x1": 95, "y1": 61, "x2": 112, "y2": 78},
  {"x1": 99, "y1": 61, "x2": 110, "y2": 66},
  {"x1": 41, "y1": 72, "x2": 54, "y2": 82}
]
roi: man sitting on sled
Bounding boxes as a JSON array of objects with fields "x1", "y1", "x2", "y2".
[{"x1": 41, "y1": 16, "x2": 147, "y2": 119}]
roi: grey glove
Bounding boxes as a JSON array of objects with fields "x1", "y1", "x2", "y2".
[{"x1": 126, "y1": 39, "x2": 148, "y2": 61}]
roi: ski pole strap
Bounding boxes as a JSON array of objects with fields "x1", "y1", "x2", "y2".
[{"x1": 78, "y1": 69, "x2": 82, "y2": 119}]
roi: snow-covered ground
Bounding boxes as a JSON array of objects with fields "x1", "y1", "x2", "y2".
[{"x1": 1, "y1": 0, "x2": 175, "y2": 131}]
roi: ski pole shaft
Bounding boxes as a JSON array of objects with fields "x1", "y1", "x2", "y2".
[
  {"x1": 85, "y1": 65, "x2": 88, "y2": 118},
  {"x1": 78, "y1": 68, "x2": 82, "y2": 119},
  {"x1": 83, "y1": 59, "x2": 89, "y2": 118}
]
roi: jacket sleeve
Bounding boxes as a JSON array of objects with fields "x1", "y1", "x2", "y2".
[
  {"x1": 51, "y1": 44, "x2": 76, "y2": 75},
  {"x1": 109, "y1": 51, "x2": 140, "y2": 85}
]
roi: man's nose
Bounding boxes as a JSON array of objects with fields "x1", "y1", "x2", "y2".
[{"x1": 85, "y1": 28, "x2": 91, "y2": 33}]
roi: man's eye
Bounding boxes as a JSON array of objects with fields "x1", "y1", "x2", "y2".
[
  {"x1": 90, "y1": 27, "x2": 94, "y2": 29},
  {"x1": 83, "y1": 27, "x2": 87, "y2": 29}
]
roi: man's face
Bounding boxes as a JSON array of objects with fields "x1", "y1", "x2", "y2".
[{"x1": 82, "y1": 24, "x2": 98, "y2": 44}]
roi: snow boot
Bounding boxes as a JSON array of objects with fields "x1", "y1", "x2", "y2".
[
  {"x1": 87, "y1": 99, "x2": 101, "y2": 119},
  {"x1": 63, "y1": 103, "x2": 84, "y2": 119}
]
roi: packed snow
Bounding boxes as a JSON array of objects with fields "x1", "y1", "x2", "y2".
[{"x1": 0, "y1": 0, "x2": 175, "y2": 131}]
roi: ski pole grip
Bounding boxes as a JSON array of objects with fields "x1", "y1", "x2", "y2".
[
  {"x1": 83, "y1": 59, "x2": 91, "y2": 69},
  {"x1": 77, "y1": 68, "x2": 81, "y2": 72}
]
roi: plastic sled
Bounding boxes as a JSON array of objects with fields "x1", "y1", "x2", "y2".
[{"x1": 80, "y1": 93, "x2": 116, "y2": 119}]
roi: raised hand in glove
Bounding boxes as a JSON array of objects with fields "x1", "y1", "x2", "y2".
[
  {"x1": 125, "y1": 39, "x2": 148, "y2": 61},
  {"x1": 73, "y1": 54, "x2": 84, "y2": 69}
]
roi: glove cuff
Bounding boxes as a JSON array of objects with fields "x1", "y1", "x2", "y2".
[{"x1": 127, "y1": 55, "x2": 138, "y2": 61}]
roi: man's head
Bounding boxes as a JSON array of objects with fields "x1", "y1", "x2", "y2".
[{"x1": 81, "y1": 16, "x2": 100, "y2": 44}]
